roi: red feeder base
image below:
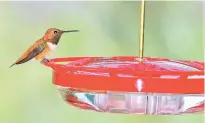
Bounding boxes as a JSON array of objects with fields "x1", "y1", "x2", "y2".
[{"x1": 43, "y1": 56, "x2": 204, "y2": 115}]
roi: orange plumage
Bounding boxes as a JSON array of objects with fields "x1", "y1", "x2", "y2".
[{"x1": 10, "y1": 28, "x2": 79, "y2": 67}]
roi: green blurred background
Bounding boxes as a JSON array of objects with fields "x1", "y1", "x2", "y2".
[{"x1": 0, "y1": 1, "x2": 204, "y2": 123}]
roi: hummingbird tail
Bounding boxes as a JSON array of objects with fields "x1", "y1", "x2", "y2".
[{"x1": 9, "y1": 63, "x2": 16, "y2": 68}]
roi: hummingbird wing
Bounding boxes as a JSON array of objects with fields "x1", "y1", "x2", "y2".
[{"x1": 10, "y1": 40, "x2": 47, "y2": 67}]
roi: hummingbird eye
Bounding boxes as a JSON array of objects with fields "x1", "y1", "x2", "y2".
[{"x1": 54, "y1": 30, "x2": 58, "y2": 34}]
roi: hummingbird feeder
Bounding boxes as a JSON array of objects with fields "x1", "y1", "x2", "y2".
[{"x1": 43, "y1": 0, "x2": 204, "y2": 115}]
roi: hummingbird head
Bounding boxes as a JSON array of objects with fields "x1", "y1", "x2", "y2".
[{"x1": 43, "y1": 28, "x2": 79, "y2": 45}]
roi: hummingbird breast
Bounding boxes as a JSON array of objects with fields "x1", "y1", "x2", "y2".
[{"x1": 47, "y1": 42, "x2": 57, "y2": 51}]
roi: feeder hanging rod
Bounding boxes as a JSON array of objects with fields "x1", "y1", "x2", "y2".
[{"x1": 139, "y1": 0, "x2": 145, "y2": 60}]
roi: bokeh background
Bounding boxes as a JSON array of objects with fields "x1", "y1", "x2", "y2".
[{"x1": 0, "y1": 1, "x2": 204, "y2": 123}]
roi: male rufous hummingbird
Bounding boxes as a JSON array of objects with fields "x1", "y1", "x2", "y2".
[{"x1": 10, "y1": 28, "x2": 78, "y2": 67}]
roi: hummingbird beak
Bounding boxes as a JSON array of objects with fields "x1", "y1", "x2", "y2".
[{"x1": 63, "y1": 30, "x2": 79, "y2": 33}]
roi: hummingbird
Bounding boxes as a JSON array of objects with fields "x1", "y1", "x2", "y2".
[{"x1": 10, "y1": 28, "x2": 78, "y2": 67}]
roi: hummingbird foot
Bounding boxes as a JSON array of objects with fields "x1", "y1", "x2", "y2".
[{"x1": 41, "y1": 58, "x2": 50, "y2": 64}]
